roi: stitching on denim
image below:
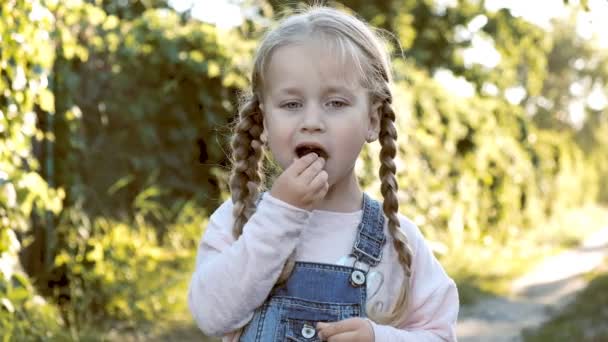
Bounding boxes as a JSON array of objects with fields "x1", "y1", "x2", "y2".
[
  {"x1": 254, "y1": 303, "x2": 269, "y2": 341},
  {"x1": 359, "y1": 230, "x2": 385, "y2": 244},
  {"x1": 360, "y1": 283, "x2": 368, "y2": 317},
  {"x1": 294, "y1": 261, "x2": 354, "y2": 273},
  {"x1": 270, "y1": 296, "x2": 361, "y2": 310}
]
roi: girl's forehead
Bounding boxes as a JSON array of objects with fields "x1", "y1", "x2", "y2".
[{"x1": 262, "y1": 40, "x2": 366, "y2": 93}]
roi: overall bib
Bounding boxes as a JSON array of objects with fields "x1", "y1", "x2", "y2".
[{"x1": 239, "y1": 193, "x2": 387, "y2": 341}]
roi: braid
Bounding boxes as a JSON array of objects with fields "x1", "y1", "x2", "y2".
[
  {"x1": 229, "y1": 94, "x2": 295, "y2": 285},
  {"x1": 229, "y1": 95, "x2": 265, "y2": 238},
  {"x1": 368, "y1": 100, "x2": 414, "y2": 326}
]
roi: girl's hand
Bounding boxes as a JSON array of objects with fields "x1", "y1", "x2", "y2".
[
  {"x1": 270, "y1": 153, "x2": 329, "y2": 211},
  {"x1": 316, "y1": 318, "x2": 374, "y2": 342}
]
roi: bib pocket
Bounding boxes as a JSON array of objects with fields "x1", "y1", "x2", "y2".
[{"x1": 280, "y1": 300, "x2": 360, "y2": 341}]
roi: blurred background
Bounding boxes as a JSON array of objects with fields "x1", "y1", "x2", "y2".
[{"x1": 1, "y1": 0, "x2": 607, "y2": 340}]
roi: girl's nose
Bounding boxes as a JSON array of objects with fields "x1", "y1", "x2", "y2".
[{"x1": 300, "y1": 105, "x2": 325, "y2": 133}]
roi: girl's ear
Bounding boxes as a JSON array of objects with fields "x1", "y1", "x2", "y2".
[
  {"x1": 367, "y1": 101, "x2": 382, "y2": 142},
  {"x1": 261, "y1": 126, "x2": 268, "y2": 144},
  {"x1": 259, "y1": 103, "x2": 268, "y2": 144}
]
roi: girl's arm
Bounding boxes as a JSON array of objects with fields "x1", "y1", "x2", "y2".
[
  {"x1": 187, "y1": 193, "x2": 311, "y2": 336},
  {"x1": 371, "y1": 217, "x2": 459, "y2": 341}
]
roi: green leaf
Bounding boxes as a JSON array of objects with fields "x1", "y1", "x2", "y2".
[
  {"x1": 37, "y1": 88, "x2": 54, "y2": 112},
  {"x1": 0, "y1": 297, "x2": 14, "y2": 313},
  {"x1": 108, "y1": 174, "x2": 135, "y2": 195}
]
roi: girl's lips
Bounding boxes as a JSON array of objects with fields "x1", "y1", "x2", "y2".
[{"x1": 295, "y1": 144, "x2": 329, "y2": 160}]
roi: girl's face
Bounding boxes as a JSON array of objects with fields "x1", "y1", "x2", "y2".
[{"x1": 259, "y1": 41, "x2": 381, "y2": 188}]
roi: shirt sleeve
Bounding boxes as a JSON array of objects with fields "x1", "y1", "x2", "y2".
[
  {"x1": 187, "y1": 193, "x2": 312, "y2": 337},
  {"x1": 371, "y1": 216, "x2": 460, "y2": 341}
]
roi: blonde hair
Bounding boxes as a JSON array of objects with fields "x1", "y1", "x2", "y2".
[{"x1": 228, "y1": 5, "x2": 413, "y2": 326}]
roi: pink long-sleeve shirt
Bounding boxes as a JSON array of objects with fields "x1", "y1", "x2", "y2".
[{"x1": 188, "y1": 192, "x2": 459, "y2": 341}]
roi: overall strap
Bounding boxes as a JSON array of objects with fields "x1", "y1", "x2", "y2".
[{"x1": 351, "y1": 193, "x2": 386, "y2": 267}]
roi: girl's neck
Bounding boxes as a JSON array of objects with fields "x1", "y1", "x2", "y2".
[{"x1": 311, "y1": 167, "x2": 363, "y2": 213}]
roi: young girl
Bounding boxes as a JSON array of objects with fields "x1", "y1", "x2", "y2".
[{"x1": 188, "y1": 5, "x2": 459, "y2": 341}]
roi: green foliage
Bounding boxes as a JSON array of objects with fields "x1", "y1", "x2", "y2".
[
  {"x1": 357, "y1": 61, "x2": 598, "y2": 245},
  {"x1": 0, "y1": 0, "x2": 62, "y2": 234},
  {"x1": 0, "y1": 0, "x2": 65, "y2": 338},
  {"x1": 51, "y1": 1, "x2": 255, "y2": 222},
  {"x1": 0, "y1": 232, "x2": 65, "y2": 340},
  {"x1": 49, "y1": 198, "x2": 205, "y2": 333},
  {"x1": 0, "y1": 275, "x2": 66, "y2": 341},
  {"x1": 527, "y1": 16, "x2": 608, "y2": 202},
  {"x1": 94, "y1": 0, "x2": 170, "y2": 20}
]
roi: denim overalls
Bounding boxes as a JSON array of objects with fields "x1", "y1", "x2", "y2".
[{"x1": 239, "y1": 193, "x2": 386, "y2": 341}]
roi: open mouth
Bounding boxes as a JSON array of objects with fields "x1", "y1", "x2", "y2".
[{"x1": 295, "y1": 144, "x2": 329, "y2": 160}]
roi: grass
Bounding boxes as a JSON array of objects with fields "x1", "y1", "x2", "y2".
[
  {"x1": 434, "y1": 204, "x2": 608, "y2": 306},
  {"x1": 521, "y1": 258, "x2": 608, "y2": 341}
]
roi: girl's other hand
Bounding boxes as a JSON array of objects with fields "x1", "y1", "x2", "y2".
[
  {"x1": 270, "y1": 153, "x2": 329, "y2": 211},
  {"x1": 316, "y1": 318, "x2": 374, "y2": 341}
]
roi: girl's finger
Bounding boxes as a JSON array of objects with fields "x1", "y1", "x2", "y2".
[
  {"x1": 318, "y1": 181, "x2": 330, "y2": 199},
  {"x1": 309, "y1": 170, "x2": 328, "y2": 189},
  {"x1": 299, "y1": 157, "x2": 325, "y2": 182},
  {"x1": 289, "y1": 152, "x2": 318, "y2": 176},
  {"x1": 317, "y1": 318, "x2": 360, "y2": 338}
]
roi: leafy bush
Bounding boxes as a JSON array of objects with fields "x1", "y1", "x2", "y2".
[
  {"x1": 357, "y1": 63, "x2": 598, "y2": 243},
  {"x1": 51, "y1": 3, "x2": 253, "y2": 221},
  {"x1": 48, "y1": 198, "x2": 207, "y2": 332},
  {"x1": 0, "y1": 231, "x2": 65, "y2": 341},
  {"x1": 0, "y1": 0, "x2": 65, "y2": 338}
]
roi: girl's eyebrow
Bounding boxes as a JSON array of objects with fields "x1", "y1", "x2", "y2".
[
  {"x1": 323, "y1": 85, "x2": 358, "y2": 102},
  {"x1": 275, "y1": 87, "x2": 303, "y2": 96},
  {"x1": 275, "y1": 85, "x2": 356, "y2": 97},
  {"x1": 273, "y1": 85, "x2": 355, "y2": 100},
  {"x1": 322, "y1": 85, "x2": 356, "y2": 95}
]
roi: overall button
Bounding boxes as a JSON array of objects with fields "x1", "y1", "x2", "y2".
[
  {"x1": 301, "y1": 324, "x2": 316, "y2": 339},
  {"x1": 350, "y1": 269, "x2": 366, "y2": 287}
]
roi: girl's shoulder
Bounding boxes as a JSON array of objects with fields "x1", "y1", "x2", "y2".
[
  {"x1": 379, "y1": 211, "x2": 427, "y2": 252},
  {"x1": 210, "y1": 196, "x2": 235, "y2": 220},
  {"x1": 396, "y1": 213, "x2": 422, "y2": 240},
  {"x1": 200, "y1": 197, "x2": 239, "y2": 248},
  {"x1": 204, "y1": 197, "x2": 235, "y2": 234}
]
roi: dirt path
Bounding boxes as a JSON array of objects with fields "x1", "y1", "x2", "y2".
[{"x1": 456, "y1": 226, "x2": 608, "y2": 342}]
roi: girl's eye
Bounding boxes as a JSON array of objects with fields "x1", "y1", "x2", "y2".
[
  {"x1": 328, "y1": 100, "x2": 348, "y2": 109},
  {"x1": 281, "y1": 102, "x2": 301, "y2": 109}
]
